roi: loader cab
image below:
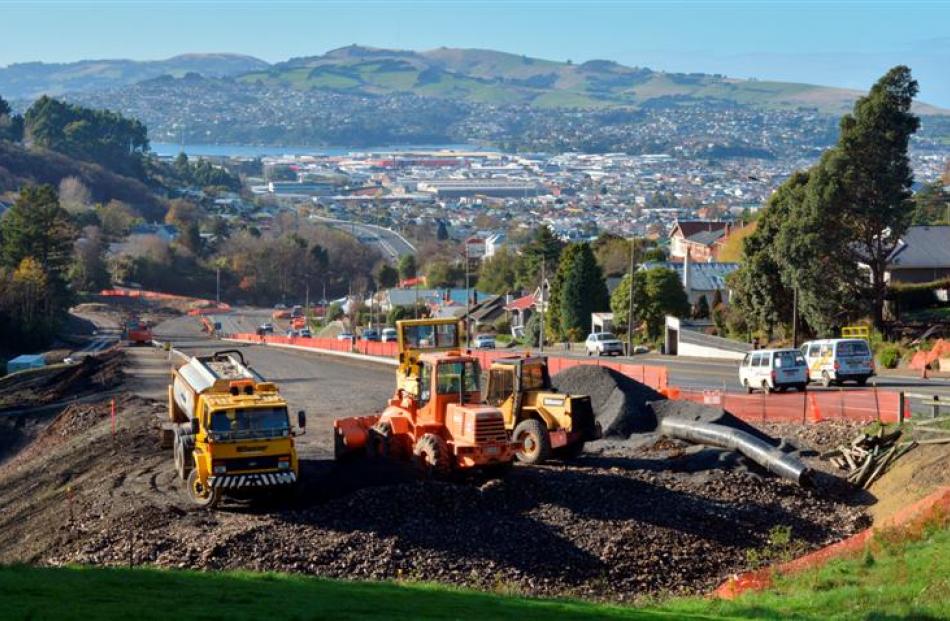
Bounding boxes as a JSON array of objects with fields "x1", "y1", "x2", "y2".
[
  {"x1": 413, "y1": 353, "x2": 482, "y2": 425},
  {"x1": 486, "y1": 356, "x2": 551, "y2": 425},
  {"x1": 395, "y1": 318, "x2": 463, "y2": 394}
]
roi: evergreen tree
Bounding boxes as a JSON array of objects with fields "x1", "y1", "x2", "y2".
[
  {"x1": 516, "y1": 225, "x2": 563, "y2": 290},
  {"x1": 556, "y1": 243, "x2": 609, "y2": 340},
  {"x1": 835, "y1": 66, "x2": 919, "y2": 329},
  {"x1": 375, "y1": 263, "x2": 399, "y2": 289},
  {"x1": 1, "y1": 185, "x2": 75, "y2": 298},
  {"x1": 0, "y1": 94, "x2": 24, "y2": 142},
  {"x1": 476, "y1": 246, "x2": 518, "y2": 294},
  {"x1": 398, "y1": 254, "x2": 417, "y2": 281}
]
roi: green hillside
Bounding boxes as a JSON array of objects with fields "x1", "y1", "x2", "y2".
[{"x1": 236, "y1": 45, "x2": 946, "y2": 114}]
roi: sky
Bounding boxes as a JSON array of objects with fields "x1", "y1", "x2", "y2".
[{"x1": 1, "y1": 0, "x2": 949, "y2": 107}]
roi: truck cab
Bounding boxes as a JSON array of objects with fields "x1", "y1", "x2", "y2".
[{"x1": 170, "y1": 350, "x2": 304, "y2": 508}]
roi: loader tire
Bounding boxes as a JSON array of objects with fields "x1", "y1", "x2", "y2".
[
  {"x1": 366, "y1": 422, "x2": 393, "y2": 460},
  {"x1": 513, "y1": 419, "x2": 551, "y2": 464},
  {"x1": 187, "y1": 469, "x2": 221, "y2": 509},
  {"x1": 413, "y1": 434, "x2": 451, "y2": 479}
]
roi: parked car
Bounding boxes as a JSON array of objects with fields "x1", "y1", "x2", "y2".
[
  {"x1": 740, "y1": 348, "x2": 808, "y2": 393},
  {"x1": 381, "y1": 327, "x2": 398, "y2": 343},
  {"x1": 800, "y1": 338, "x2": 875, "y2": 387},
  {"x1": 585, "y1": 332, "x2": 624, "y2": 356},
  {"x1": 473, "y1": 334, "x2": 496, "y2": 349},
  {"x1": 361, "y1": 328, "x2": 380, "y2": 341},
  {"x1": 259, "y1": 323, "x2": 274, "y2": 334},
  {"x1": 337, "y1": 331, "x2": 355, "y2": 341},
  {"x1": 298, "y1": 327, "x2": 312, "y2": 338}
]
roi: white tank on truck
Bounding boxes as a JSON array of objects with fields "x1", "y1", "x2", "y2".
[{"x1": 168, "y1": 350, "x2": 306, "y2": 508}]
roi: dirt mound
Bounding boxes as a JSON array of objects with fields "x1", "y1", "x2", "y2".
[
  {"x1": 0, "y1": 351, "x2": 124, "y2": 411},
  {"x1": 551, "y1": 365, "x2": 662, "y2": 437}
]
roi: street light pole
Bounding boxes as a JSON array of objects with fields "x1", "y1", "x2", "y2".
[
  {"x1": 626, "y1": 240, "x2": 636, "y2": 355},
  {"x1": 465, "y1": 241, "x2": 471, "y2": 345},
  {"x1": 539, "y1": 258, "x2": 545, "y2": 354},
  {"x1": 215, "y1": 267, "x2": 220, "y2": 305}
]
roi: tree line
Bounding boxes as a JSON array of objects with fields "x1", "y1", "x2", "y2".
[{"x1": 730, "y1": 66, "x2": 921, "y2": 339}]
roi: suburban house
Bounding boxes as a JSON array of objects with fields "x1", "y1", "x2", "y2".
[
  {"x1": 642, "y1": 253, "x2": 738, "y2": 306},
  {"x1": 668, "y1": 219, "x2": 731, "y2": 261},
  {"x1": 882, "y1": 225, "x2": 950, "y2": 284},
  {"x1": 504, "y1": 281, "x2": 549, "y2": 337},
  {"x1": 129, "y1": 223, "x2": 179, "y2": 242}
]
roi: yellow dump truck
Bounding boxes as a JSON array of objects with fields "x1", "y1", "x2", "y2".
[{"x1": 168, "y1": 350, "x2": 305, "y2": 508}]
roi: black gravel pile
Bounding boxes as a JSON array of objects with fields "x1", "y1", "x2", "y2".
[{"x1": 551, "y1": 365, "x2": 662, "y2": 437}]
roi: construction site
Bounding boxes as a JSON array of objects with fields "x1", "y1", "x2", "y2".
[{"x1": 1, "y1": 301, "x2": 949, "y2": 606}]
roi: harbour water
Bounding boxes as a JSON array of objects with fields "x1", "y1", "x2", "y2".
[{"x1": 150, "y1": 142, "x2": 487, "y2": 158}]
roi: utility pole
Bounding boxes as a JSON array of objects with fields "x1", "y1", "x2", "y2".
[
  {"x1": 626, "y1": 239, "x2": 636, "y2": 356},
  {"x1": 792, "y1": 286, "x2": 799, "y2": 348},
  {"x1": 539, "y1": 258, "x2": 545, "y2": 354},
  {"x1": 465, "y1": 241, "x2": 471, "y2": 345},
  {"x1": 215, "y1": 266, "x2": 220, "y2": 305}
]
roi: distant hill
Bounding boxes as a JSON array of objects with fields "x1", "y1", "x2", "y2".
[
  {"x1": 238, "y1": 45, "x2": 947, "y2": 115},
  {"x1": 0, "y1": 53, "x2": 269, "y2": 100}
]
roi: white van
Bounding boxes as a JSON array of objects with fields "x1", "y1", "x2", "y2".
[
  {"x1": 800, "y1": 338, "x2": 875, "y2": 387},
  {"x1": 739, "y1": 348, "x2": 809, "y2": 394}
]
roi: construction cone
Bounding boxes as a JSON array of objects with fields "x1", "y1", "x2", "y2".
[{"x1": 809, "y1": 392, "x2": 822, "y2": 423}]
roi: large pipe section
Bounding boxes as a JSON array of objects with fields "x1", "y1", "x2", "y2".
[{"x1": 658, "y1": 416, "x2": 813, "y2": 487}]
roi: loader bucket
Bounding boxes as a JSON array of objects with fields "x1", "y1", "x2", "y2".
[{"x1": 333, "y1": 415, "x2": 379, "y2": 460}]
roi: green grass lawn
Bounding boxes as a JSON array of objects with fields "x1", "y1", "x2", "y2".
[{"x1": 3, "y1": 522, "x2": 948, "y2": 620}]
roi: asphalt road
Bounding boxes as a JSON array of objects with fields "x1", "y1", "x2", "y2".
[
  {"x1": 310, "y1": 215, "x2": 416, "y2": 261},
  {"x1": 182, "y1": 306, "x2": 950, "y2": 420},
  {"x1": 152, "y1": 315, "x2": 394, "y2": 459}
]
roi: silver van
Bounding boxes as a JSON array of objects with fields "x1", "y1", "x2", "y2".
[{"x1": 800, "y1": 338, "x2": 874, "y2": 387}]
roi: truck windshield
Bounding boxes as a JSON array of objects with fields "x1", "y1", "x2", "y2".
[
  {"x1": 209, "y1": 407, "x2": 290, "y2": 439},
  {"x1": 404, "y1": 323, "x2": 458, "y2": 349}
]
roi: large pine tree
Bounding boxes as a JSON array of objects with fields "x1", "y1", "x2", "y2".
[{"x1": 557, "y1": 242, "x2": 610, "y2": 340}]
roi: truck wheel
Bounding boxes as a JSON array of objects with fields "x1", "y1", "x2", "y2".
[
  {"x1": 513, "y1": 419, "x2": 551, "y2": 464},
  {"x1": 187, "y1": 469, "x2": 221, "y2": 509},
  {"x1": 366, "y1": 422, "x2": 393, "y2": 460},
  {"x1": 761, "y1": 380, "x2": 772, "y2": 394},
  {"x1": 173, "y1": 434, "x2": 191, "y2": 481},
  {"x1": 413, "y1": 434, "x2": 450, "y2": 479}
]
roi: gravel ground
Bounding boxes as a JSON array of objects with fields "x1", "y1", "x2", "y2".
[{"x1": 0, "y1": 392, "x2": 871, "y2": 602}]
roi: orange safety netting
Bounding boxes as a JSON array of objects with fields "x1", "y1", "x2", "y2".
[{"x1": 714, "y1": 486, "x2": 950, "y2": 599}]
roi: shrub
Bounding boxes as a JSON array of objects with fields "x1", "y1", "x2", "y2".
[
  {"x1": 492, "y1": 316, "x2": 511, "y2": 335},
  {"x1": 878, "y1": 346, "x2": 901, "y2": 369}
]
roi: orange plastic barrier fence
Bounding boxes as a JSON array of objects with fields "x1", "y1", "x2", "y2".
[
  {"x1": 100, "y1": 288, "x2": 232, "y2": 314},
  {"x1": 676, "y1": 387, "x2": 907, "y2": 424},
  {"x1": 224, "y1": 333, "x2": 670, "y2": 392},
  {"x1": 715, "y1": 485, "x2": 950, "y2": 598}
]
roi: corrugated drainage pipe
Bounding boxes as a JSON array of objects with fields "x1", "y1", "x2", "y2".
[{"x1": 659, "y1": 416, "x2": 813, "y2": 487}]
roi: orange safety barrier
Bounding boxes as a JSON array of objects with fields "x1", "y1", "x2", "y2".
[
  {"x1": 101, "y1": 287, "x2": 232, "y2": 313},
  {"x1": 676, "y1": 386, "x2": 907, "y2": 424},
  {"x1": 223, "y1": 331, "x2": 670, "y2": 392},
  {"x1": 715, "y1": 485, "x2": 950, "y2": 599}
]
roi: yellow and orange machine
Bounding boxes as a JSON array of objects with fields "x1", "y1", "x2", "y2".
[{"x1": 333, "y1": 318, "x2": 516, "y2": 477}]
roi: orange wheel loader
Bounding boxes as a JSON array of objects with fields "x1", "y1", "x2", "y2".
[{"x1": 333, "y1": 318, "x2": 517, "y2": 478}]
